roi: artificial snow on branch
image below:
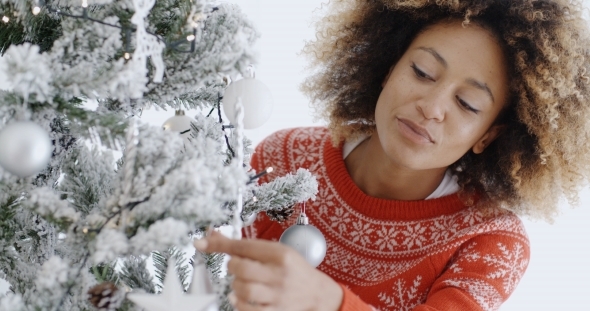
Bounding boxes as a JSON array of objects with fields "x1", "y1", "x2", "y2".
[
  {"x1": 242, "y1": 168, "x2": 319, "y2": 220},
  {"x1": 0, "y1": 43, "x2": 52, "y2": 102},
  {"x1": 0, "y1": 0, "x2": 321, "y2": 310}
]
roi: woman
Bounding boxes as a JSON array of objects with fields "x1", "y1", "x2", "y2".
[{"x1": 194, "y1": 0, "x2": 590, "y2": 310}]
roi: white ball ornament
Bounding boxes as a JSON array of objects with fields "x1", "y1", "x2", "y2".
[
  {"x1": 222, "y1": 77, "x2": 273, "y2": 129},
  {"x1": 0, "y1": 121, "x2": 52, "y2": 177},
  {"x1": 279, "y1": 212, "x2": 327, "y2": 268},
  {"x1": 162, "y1": 110, "x2": 195, "y2": 141}
]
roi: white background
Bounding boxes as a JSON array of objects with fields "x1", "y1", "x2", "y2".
[{"x1": 1, "y1": 0, "x2": 588, "y2": 309}]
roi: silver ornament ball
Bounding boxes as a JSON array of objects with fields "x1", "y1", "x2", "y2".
[
  {"x1": 162, "y1": 110, "x2": 195, "y2": 141},
  {"x1": 279, "y1": 213, "x2": 327, "y2": 268},
  {"x1": 222, "y1": 77, "x2": 273, "y2": 129},
  {"x1": 0, "y1": 121, "x2": 52, "y2": 177}
]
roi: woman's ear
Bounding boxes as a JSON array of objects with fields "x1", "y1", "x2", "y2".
[
  {"x1": 472, "y1": 124, "x2": 506, "y2": 154},
  {"x1": 382, "y1": 66, "x2": 395, "y2": 88}
]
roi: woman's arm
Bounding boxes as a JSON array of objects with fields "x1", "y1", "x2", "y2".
[
  {"x1": 414, "y1": 233, "x2": 530, "y2": 311},
  {"x1": 337, "y1": 285, "x2": 376, "y2": 311}
]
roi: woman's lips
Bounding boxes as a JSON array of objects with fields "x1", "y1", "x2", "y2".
[{"x1": 396, "y1": 118, "x2": 435, "y2": 144}]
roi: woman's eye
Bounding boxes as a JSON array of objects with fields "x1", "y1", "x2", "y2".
[
  {"x1": 456, "y1": 96, "x2": 479, "y2": 114},
  {"x1": 411, "y1": 63, "x2": 431, "y2": 80}
]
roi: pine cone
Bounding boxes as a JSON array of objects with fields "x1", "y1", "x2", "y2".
[
  {"x1": 87, "y1": 282, "x2": 123, "y2": 311},
  {"x1": 266, "y1": 205, "x2": 295, "y2": 223}
]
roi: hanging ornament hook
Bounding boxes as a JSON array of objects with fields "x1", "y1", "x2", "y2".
[
  {"x1": 280, "y1": 200, "x2": 327, "y2": 268},
  {"x1": 232, "y1": 97, "x2": 245, "y2": 239},
  {"x1": 246, "y1": 64, "x2": 256, "y2": 79}
]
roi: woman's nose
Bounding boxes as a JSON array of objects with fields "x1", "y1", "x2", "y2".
[{"x1": 416, "y1": 86, "x2": 450, "y2": 122}]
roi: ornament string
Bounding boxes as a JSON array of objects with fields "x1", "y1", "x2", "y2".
[
  {"x1": 232, "y1": 97, "x2": 245, "y2": 239},
  {"x1": 234, "y1": 99, "x2": 244, "y2": 163}
]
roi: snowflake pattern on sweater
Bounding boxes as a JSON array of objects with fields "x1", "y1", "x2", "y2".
[
  {"x1": 442, "y1": 278, "x2": 503, "y2": 310},
  {"x1": 378, "y1": 275, "x2": 426, "y2": 311},
  {"x1": 248, "y1": 127, "x2": 530, "y2": 311}
]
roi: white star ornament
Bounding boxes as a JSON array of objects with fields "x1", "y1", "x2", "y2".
[{"x1": 127, "y1": 259, "x2": 217, "y2": 311}]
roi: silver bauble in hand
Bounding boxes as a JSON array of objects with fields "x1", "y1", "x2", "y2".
[
  {"x1": 162, "y1": 110, "x2": 195, "y2": 141},
  {"x1": 0, "y1": 121, "x2": 52, "y2": 177},
  {"x1": 279, "y1": 212, "x2": 327, "y2": 268},
  {"x1": 222, "y1": 77, "x2": 273, "y2": 129}
]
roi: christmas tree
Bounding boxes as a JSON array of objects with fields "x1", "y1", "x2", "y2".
[{"x1": 0, "y1": 0, "x2": 318, "y2": 310}]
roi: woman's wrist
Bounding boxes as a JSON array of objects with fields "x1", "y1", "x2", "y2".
[{"x1": 313, "y1": 271, "x2": 343, "y2": 311}]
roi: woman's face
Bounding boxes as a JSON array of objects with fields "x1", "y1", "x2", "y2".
[{"x1": 374, "y1": 20, "x2": 510, "y2": 171}]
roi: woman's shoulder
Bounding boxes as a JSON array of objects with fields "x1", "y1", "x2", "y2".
[
  {"x1": 255, "y1": 126, "x2": 329, "y2": 162},
  {"x1": 461, "y1": 203, "x2": 529, "y2": 244},
  {"x1": 251, "y1": 126, "x2": 330, "y2": 179},
  {"x1": 258, "y1": 126, "x2": 330, "y2": 148}
]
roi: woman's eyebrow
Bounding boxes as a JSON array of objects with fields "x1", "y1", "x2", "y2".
[
  {"x1": 417, "y1": 47, "x2": 447, "y2": 68},
  {"x1": 466, "y1": 78, "x2": 495, "y2": 103},
  {"x1": 417, "y1": 46, "x2": 495, "y2": 103}
]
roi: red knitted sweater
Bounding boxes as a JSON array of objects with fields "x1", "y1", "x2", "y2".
[{"x1": 246, "y1": 127, "x2": 530, "y2": 311}]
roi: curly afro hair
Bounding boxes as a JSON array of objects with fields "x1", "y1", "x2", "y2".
[{"x1": 301, "y1": 0, "x2": 590, "y2": 221}]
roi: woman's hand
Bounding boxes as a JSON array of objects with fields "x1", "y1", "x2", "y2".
[{"x1": 194, "y1": 231, "x2": 343, "y2": 311}]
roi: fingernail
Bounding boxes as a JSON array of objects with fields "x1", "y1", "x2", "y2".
[
  {"x1": 228, "y1": 292, "x2": 237, "y2": 305},
  {"x1": 193, "y1": 238, "x2": 208, "y2": 251}
]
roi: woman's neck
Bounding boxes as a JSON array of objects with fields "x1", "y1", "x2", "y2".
[{"x1": 344, "y1": 135, "x2": 447, "y2": 201}]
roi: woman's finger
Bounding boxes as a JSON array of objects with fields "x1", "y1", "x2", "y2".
[
  {"x1": 231, "y1": 298, "x2": 274, "y2": 311},
  {"x1": 231, "y1": 278, "x2": 277, "y2": 305},
  {"x1": 228, "y1": 256, "x2": 281, "y2": 284},
  {"x1": 194, "y1": 231, "x2": 289, "y2": 264}
]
